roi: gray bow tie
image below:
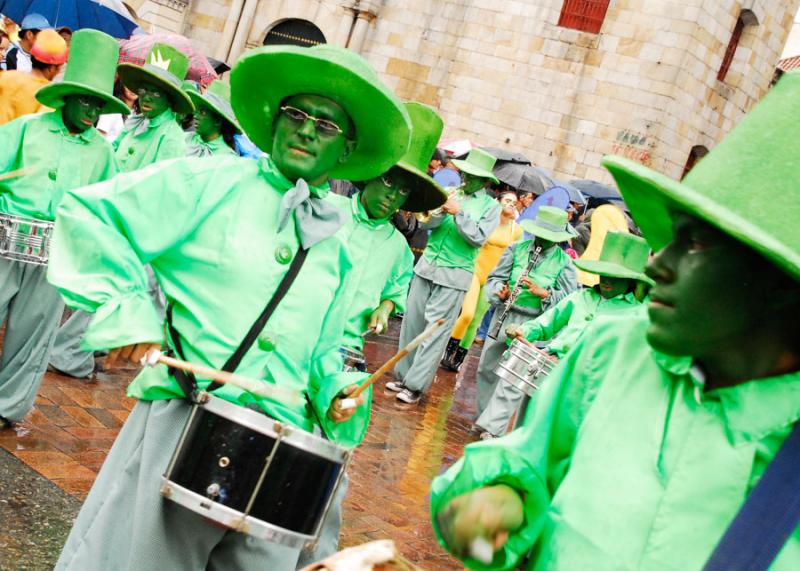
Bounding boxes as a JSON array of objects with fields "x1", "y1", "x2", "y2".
[
  {"x1": 277, "y1": 179, "x2": 347, "y2": 249},
  {"x1": 123, "y1": 114, "x2": 150, "y2": 136}
]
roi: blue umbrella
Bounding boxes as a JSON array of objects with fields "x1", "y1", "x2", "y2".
[
  {"x1": 0, "y1": 0, "x2": 138, "y2": 38},
  {"x1": 554, "y1": 180, "x2": 586, "y2": 205}
]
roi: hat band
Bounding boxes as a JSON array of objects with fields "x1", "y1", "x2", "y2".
[{"x1": 531, "y1": 218, "x2": 570, "y2": 234}]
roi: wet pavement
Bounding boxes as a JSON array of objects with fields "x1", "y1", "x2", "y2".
[{"x1": 0, "y1": 317, "x2": 482, "y2": 569}]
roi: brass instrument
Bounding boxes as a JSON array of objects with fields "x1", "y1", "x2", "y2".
[{"x1": 415, "y1": 186, "x2": 465, "y2": 224}]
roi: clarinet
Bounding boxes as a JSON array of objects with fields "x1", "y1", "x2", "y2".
[{"x1": 487, "y1": 245, "x2": 543, "y2": 340}]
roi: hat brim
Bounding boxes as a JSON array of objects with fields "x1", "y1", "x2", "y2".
[
  {"x1": 573, "y1": 259, "x2": 655, "y2": 285},
  {"x1": 450, "y1": 158, "x2": 499, "y2": 184},
  {"x1": 602, "y1": 156, "x2": 800, "y2": 282},
  {"x1": 36, "y1": 81, "x2": 130, "y2": 116},
  {"x1": 230, "y1": 46, "x2": 411, "y2": 181},
  {"x1": 117, "y1": 63, "x2": 195, "y2": 116},
  {"x1": 394, "y1": 161, "x2": 448, "y2": 212},
  {"x1": 519, "y1": 218, "x2": 577, "y2": 243},
  {"x1": 187, "y1": 91, "x2": 242, "y2": 134}
]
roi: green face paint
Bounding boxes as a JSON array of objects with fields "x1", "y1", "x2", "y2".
[
  {"x1": 194, "y1": 105, "x2": 223, "y2": 142},
  {"x1": 360, "y1": 167, "x2": 412, "y2": 219},
  {"x1": 645, "y1": 213, "x2": 770, "y2": 358},
  {"x1": 462, "y1": 172, "x2": 488, "y2": 194},
  {"x1": 271, "y1": 94, "x2": 354, "y2": 186},
  {"x1": 598, "y1": 275, "x2": 630, "y2": 299},
  {"x1": 534, "y1": 237, "x2": 555, "y2": 251},
  {"x1": 136, "y1": 82, "x2": 170, "y2": 119},
  {"x1": 61, "y1": 94, "x2": 105, "y2": 133}
]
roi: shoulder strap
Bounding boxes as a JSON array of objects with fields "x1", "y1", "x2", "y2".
[
  {"x1": 704, "y1": 421, "x2": 800, "y2": 571},
  {"x1": 166, "y1": 247, "x2": 309, "y2": 399}
]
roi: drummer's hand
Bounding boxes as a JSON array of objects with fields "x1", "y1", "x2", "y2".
[
  {"x1": 327, "y1": 384, "x2": 365, "y2": 423},
  {"x1": 505, "y1": 325, "x2": 524, "y2": 340},
  {"x1": 437, "y1": 485, "x2": 524, "y2": 560},
  {"x1": 368, "y1": 301, "x2": 394, "y2": 335},
  {"x1": 105, "y1": 343, "x2": 161, "y2": 370},
  {"x1": 498, "y1": 284, "x2": 511, "y2": 300}
]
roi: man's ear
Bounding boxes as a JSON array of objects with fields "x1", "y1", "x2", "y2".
[{"x1": 338, "y1": 138, "x2": 356, "y2": 164}]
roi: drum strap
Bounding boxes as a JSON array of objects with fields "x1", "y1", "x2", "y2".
[
  {"x1": 165, "y1": 247, "x2": 310, "y2": 401},
  {"x1": 703, "y1": 421, "x2": 800, "y2": 571}
]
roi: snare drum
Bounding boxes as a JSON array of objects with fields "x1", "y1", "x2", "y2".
[
  {"x1": 0, "y1": 212, "x2": 54, "y2": 266},
  {"x1": 339, "y1": 346, "x2": 366, "y2": 372},
  {"x1": 161, "y1": 394, "x2": 350, "y2": 548},
  {"x1": 494, "y1": 339, "x2": 557, "y2": 397}
]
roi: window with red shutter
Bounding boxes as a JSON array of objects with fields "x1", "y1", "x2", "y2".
[
  {"x1": 717, "y1": 16, "x2": 744, "y2": 82},
  {"x1": 557, "y1": 0, "x2": 611, "y2": 34}
]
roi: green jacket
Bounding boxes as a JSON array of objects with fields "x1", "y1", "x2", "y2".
[
  {"x1": 47, "y1": 155, "x2": 371, "y2": 449},
  {"x1": 185, "y1": 132, "x2": 237, "y2": 157},
  {"x1": 423, "y1": 189, "x2": 500, "y2": 272},
  {"x1": 486, "y1": 242, "x2": 576, "y2": 314},
  {"x1": 327, "y1": 192, "x2": 413, "y2": 351},
  {"x1": 431, "y1": 311, "x2": 800, "y2": 570},
  {"x1": 114, "y1": 110, "x2": 186, "y2": 172},
  {"x1": 521, "y1": 288, "x2": 642, "y2": 358},
  {"x1": 0, "y1": 111, "x2": 119, "y2": 220}
]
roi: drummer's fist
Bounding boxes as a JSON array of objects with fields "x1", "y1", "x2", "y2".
[
  {"x1": 436, "y1": 485, "x2": 524, "y2": 561},
  {"x1": 368, "y1": 300, "x2": 394, "y2": 335},
  {"x1": 505, "y1": 325, "x2": 524, "y2": 340},
  {"x1": 106, "y1": 342, "x2": 162, "y2": 370},
  {"x1": 327, "y1": 384, "x2": 365, "y2": 423}
]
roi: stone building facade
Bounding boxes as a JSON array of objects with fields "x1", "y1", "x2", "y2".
[{"x1": 128, "y1": 0, "x2": 798, "y2": 183}]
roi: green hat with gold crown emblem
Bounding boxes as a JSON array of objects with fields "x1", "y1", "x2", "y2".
[{"x1": 117, "y1": 43, "x2": 195, "y2": 116}]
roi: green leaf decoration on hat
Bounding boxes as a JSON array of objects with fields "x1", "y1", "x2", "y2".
[
  {"x1": 451, "y1": 148, "x2": 500, "y2": 184},
  {"x1": 230, "y1": 44, "x2": 411, "y2": 182},
  {"x1": 574, "y1": 231, "x2": 654, "y2": 285},
  {"x1": 604, "y1": 70, "x2": 800, "y2": 283},
  {"x1": 117, "y1": 42, "x2": 195, "y2": 117},
  {"x1": 519, "y1": 205, "x2": 577, "y2": 243},
  {"x1": 392, "y1": 102, "x2": 447, "y2": 212},
  {"x1": 36, "y1": 29, "x2": 130, "y2": 116}
]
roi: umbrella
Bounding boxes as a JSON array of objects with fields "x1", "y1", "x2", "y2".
[
  {"x1": 0, "y1": 0, "x2": 138, "y2": 38},
  {"x1": 556, "y1": 180, "x2": 587, "y2": 205},
  {"x1": 439, "y1": 139, "x2": 473, "y2": 158},
  {"x1": 481, "y1": 147, "x2": 531, "y2": 165},
  {"x1": 119, "y1": 32, "x2": 218, "y2": 87},
  {"x1": 206, "y1": 56, "x2": 230, "y2": 75},
  {"x1": 493, "y1": 163, "x2": 554, "y2": 194},
  {"x1": 570, "y1": 179, "x2": 622, "y2": 201}
]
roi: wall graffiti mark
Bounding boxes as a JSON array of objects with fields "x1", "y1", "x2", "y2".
[{"x1": 611, "y1": 129, "x2": 656, "y2": 167}]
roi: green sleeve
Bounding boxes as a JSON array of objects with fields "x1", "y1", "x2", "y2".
[
  {"x1": 47, "y1": 157, "x2": 242, "y2": 351},
  {"x1": 0, "y1": 115, "x2": 29, "y2": 173},
  {"x1": 379, "y1": 241, "x2": 414, "y2": 314},
  {"x1": 521, "y1": 290, "x2": 580, "y2": 342},
  {"x1": 307, "y1": 255, "x2": 372, "y2": 448},
  {"x1": 430, "y1": 327, "x2": 601, "y2": 569}
]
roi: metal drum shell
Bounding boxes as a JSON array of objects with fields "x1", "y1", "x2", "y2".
[
  {"x1": 339, "y1": 346, "x2": 366, "y2": 372},
  {"x1": 495, "y1": 339, "x2": 556, "y2": 397},
  {"x1": 0, "y1": 213, "x2": 54, "y2": 266}
]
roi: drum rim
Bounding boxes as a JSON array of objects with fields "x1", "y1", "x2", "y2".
[
  {"x1": 338, "y1": 345, "x2": 366, "y2": 360},
  {"x1": 201, "y1": 395, "x2": 349, "y2": 463},
  {"x1": 496, "y1": 363, "x2": 539, "y2": 396},
  {"x1": 160, "y1": 478, "x2": 318, "y2": 549}
]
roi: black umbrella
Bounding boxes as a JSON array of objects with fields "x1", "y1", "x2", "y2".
[
  {"x1": 570, "y1": 179, "x2": 622, "y2": 201},
  {"x1": 206, "y1": 56, "x2": 231, "y2": 75},
  {"x1": 482, "y1": 147, "x2": 531, "y2": 165},
  {"x1": 494, "y1": 163, "x2": 553, "y2": 194}
]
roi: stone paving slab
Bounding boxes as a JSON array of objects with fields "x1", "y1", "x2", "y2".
[{"x1": 1, "y1": 318, "x2": 480, "y2": 569}]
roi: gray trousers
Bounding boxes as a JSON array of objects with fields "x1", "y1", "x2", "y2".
[
  {"x1": 56, "y1": 399, "x2": 306, "y2": 570},
  {"x1": 0, "y1": 258, "x2": 64, "y2": 422},
  {"x1": 394, "y1": 274, "x2": 466, "y2": 393},
  {"x1": 474, "y1": 308, "x2": 536, "y2": 436},
  {"x1": 49, "y1": 266, "x2": 165, "y2": 378}
]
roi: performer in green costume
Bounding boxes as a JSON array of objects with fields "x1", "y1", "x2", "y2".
[
  {"x1": 389, "y1": 148, "x2": 501, "y2": 404},
  {"x1": 0, "y1": 29, "x2": 126, "y2": 427},
  {"x1": 301, "y1": 101, "x2": 447, "y2": 568},
  {"x1": 114, "y1": 43, "x2": 194, "y2": 172},
  {"x1": 431, "y1": 71, "x2": 800, "y2": 571},
  {"x1": 185, "y1": 79, "x2": 241, "y2": 157},
  {"x1": 472, "y1": 206, "x2": 577, "y2": 437},
  {"x1": 477, "y1": 231, "x2": 652, "y2": 437},
  {"x1": 50, "y1": 44, "x2": 411, "y2": 570}
]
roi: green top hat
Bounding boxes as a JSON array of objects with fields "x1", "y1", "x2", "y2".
[
  {"x1": 574, "y1": 231, "x2": 654, "y2": 285},
  {"x1": 392, "y1": 102, "x2": 447, "y2": 212},
  {"x1": 230, "y1": 44, "x2": 411, "y2": 182},
  {"x1": 519, "y1": 206, "x2": 578, "y2": 243},
  {"x1": 451, "y1": 148, "x2": 499, "y2": 184},
  {"x1": 187, "y1": 79, "x2": 242, "y2": 135},
  {"x1": 603, "y1": 70, "x2": 800, "y2": 283},
  {"x1": 117, "y1": 43, "x2": 195, "y2": 117},
  {"x1": 36, "y1": 29, "x2": 129, "y2": 116}
]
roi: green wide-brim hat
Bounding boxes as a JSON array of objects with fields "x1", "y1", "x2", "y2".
[
  {"x1": 394, "y1": 102, "x2": 447, "y2": 212},
  {"x1": 574, "y1": 231, "x2": 654, "y2": 285},
  {"x1": 36, "y1": 29, "x2": 129, "y2": 116},
  {"x1": 117, "y1": 43, "x2": 194, "y2": 117},
  {"x1": 187, "y1": 81, "x2": 242, "y2": 135},
  {"x1": 230, "y1": 44, "x2": 411, "y2": 181},
  {"x1": 603, "y1": 70, "x2": 800, "y2": 282},
  {"x1": 519, "y1": 205, "x2": 578, "y2": 243},
  {"x1": 451, "y1": 147, "x2": 499, "y2": 184}
]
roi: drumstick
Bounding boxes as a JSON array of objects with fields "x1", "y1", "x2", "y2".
[
  {"x1": 141, "y1": 349, "x2": 302, "y2": 405},
  {"x1": 0, "y1": 167, "x2": 37, "y2": 181},
  {"x1": 339, "y1": 318, "x2": 446, "y2": 408},
  {"x1": 513, "y1": 332, "x2": 534, "y2": 346}
]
